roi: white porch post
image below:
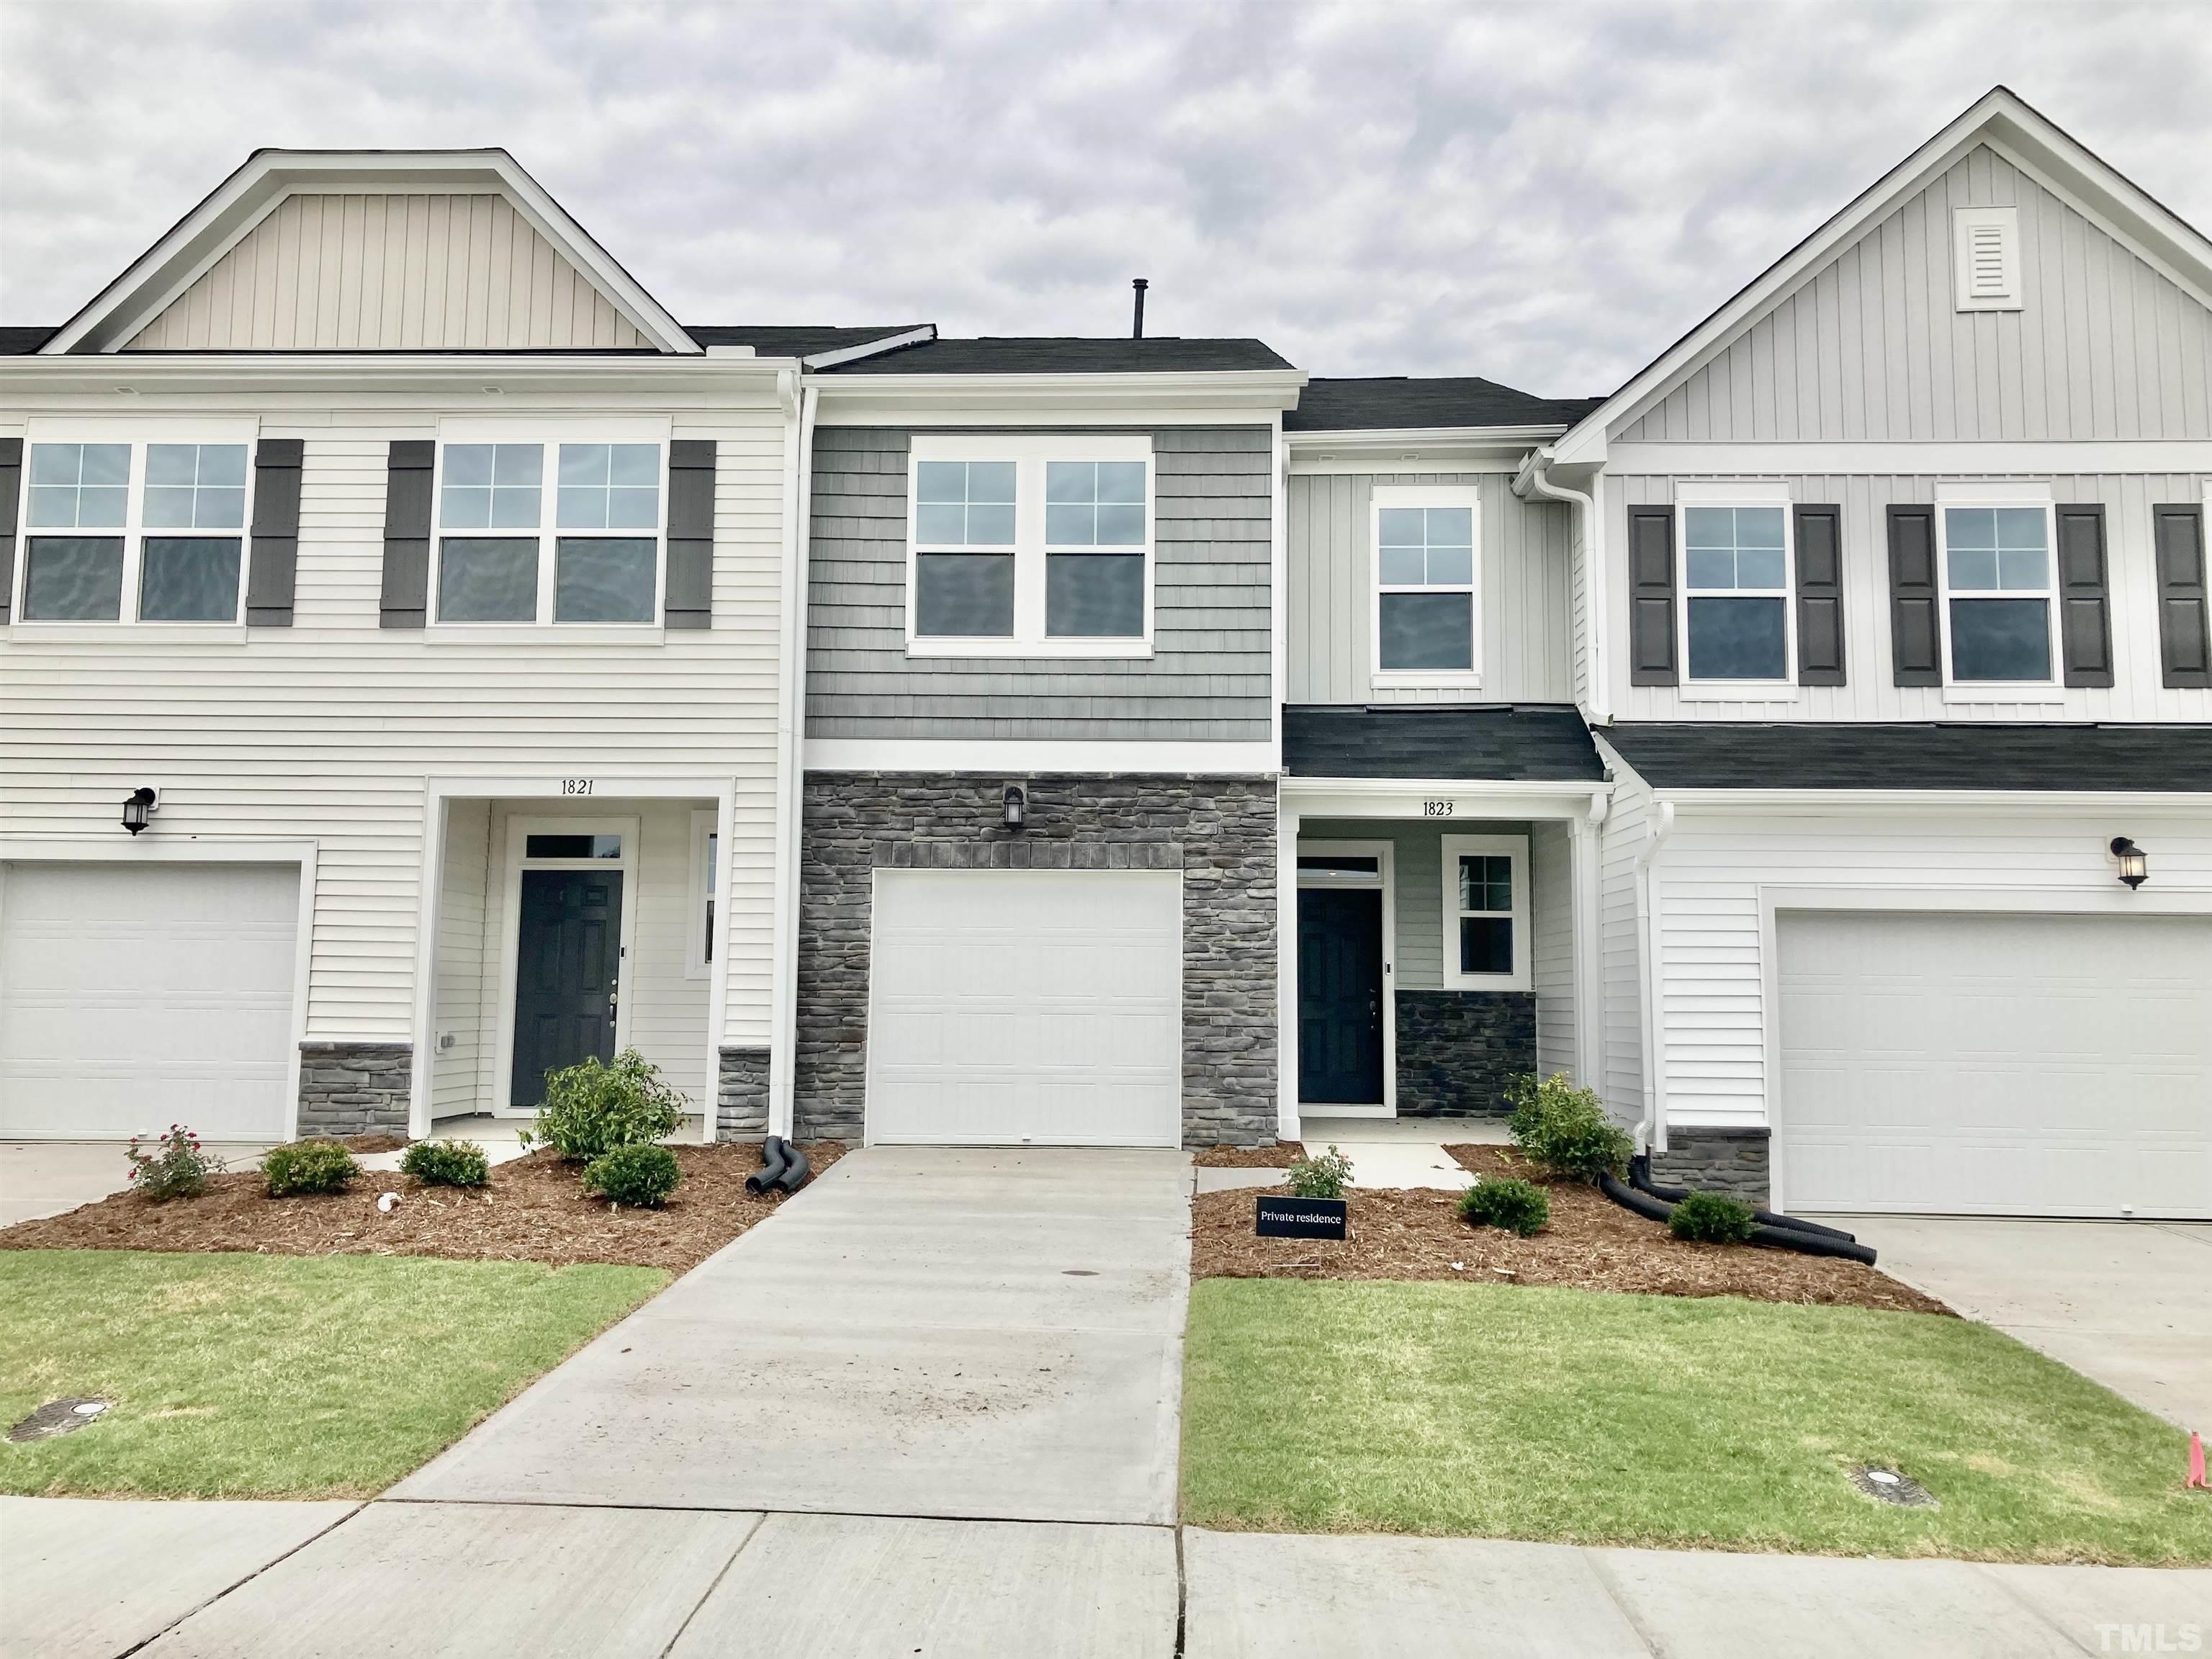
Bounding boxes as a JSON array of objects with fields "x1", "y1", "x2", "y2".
[
  {"x1": 408, "y1": 787, "x2": 449, "y2": 1142},
  {"x1": 1568, "y1": 791, "x2": 1608, "y2": 1092}
]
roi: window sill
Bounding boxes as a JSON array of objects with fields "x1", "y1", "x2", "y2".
[
  {"x1": 2, "y1": 622, "x2": 248, "y2": 645},
  {"x1": 1678, "y1": 681, "x2": 1801, "y2": 703},
  {"x1": 907, "y1": 636, "x2": 1154, "y2": 660},
  {"x1": 422, "y1": 624, "x2": 666, "y2": 647},
  {"x1": 1370, "y1": 671, "x2": 1482, "y2": 691},
  {"x1": 1940, "y1": 682, "x2": 2066, "y2": 705}
]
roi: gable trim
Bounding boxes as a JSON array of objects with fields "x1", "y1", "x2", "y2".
[{"x1": 43, "y1": 150, "x2": 698, "y2": 357}]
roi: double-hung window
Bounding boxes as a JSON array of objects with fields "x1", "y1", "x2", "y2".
[
  {"x1": 16, "y1": 432, "x2": 254, "y2": 624},
  {"x1": 1940, "y1": 500, "x2": 2055, "y2": 684},
  {"x1": 1441, "y1": 833, "x2": 1529, "y2": 991},
  {"x1": 1681, "y1": 501, "x2": 1791, "y2": 683},
  {"x1": 1371, "y1": 485, "x2": 1479, "y2": 685},
  {"x1": 908, "y1": 434, "x2": 1153, "y2": 655},
  {"x1": 432, "y1": 431, "x2": 665, "y2": 626}
]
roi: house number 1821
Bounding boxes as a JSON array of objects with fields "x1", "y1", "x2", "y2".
[
  {"x1": 1422, "y1": 801, "x2": 1455, "y2": 817},
  {"x1": 562, "y1": 778, "x2": 595, "y2": 796}
]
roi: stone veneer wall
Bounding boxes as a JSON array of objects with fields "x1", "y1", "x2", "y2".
[
  {"x1": 1393, "y1": 991, "x2": 1536, "y2": 1118},
  {"x1": 796, "y1": 773, "x2": 1277, "y2": 1146},
  {"x1": 296, "y1": 1041, "x2": 411, "y2": 1138},
  {"x1": 1650, "y1": 1125, "x2": 1771, "y2": 1208},
  {"x1": 717, "y1": 1047, "x2": 770, "y2": 1139}
]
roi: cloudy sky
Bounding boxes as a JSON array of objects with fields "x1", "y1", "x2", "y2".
[{"x1": 3, "y1": 1, "x2": 2206, "y2": 394}]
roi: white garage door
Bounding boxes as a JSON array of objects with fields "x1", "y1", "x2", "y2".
[
  {"x1": 866, "y1": 870, "x2": 1182, "y2": 1146},
  {"x1": 1778, "y1": 910, "x2": 2212, "y2": 1218},
  {"x1": 1, "y1": 863, "x2": 301, "y2": 1140}
]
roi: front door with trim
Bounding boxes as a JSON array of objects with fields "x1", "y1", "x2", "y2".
[
  {"x1": 510, "y1": 868, "x2": 624, "y2": 1111},
  {"x1": 1298, "y1": 886, "x2": 1385, "y2": 1105}
]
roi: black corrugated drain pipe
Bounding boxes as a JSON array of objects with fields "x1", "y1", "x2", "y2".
[
  {"x1": 1630, "y1": 1154, "x2": 1860, "y2": 1242},
  {"x1": 1600, "y1": 1169, "x2": 1879, "y2": 1265},
  {"x1": 745, "y1": 1136, "x2": 790, "y2": 1195}
]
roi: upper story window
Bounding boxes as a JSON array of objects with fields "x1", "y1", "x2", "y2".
[
  {"x1": 1682, "y1": 504, "x2": 1791, "y2": 681},
  {"x1": 1370, "y1": 485, "x2": 1479, "y2": 687},
  {"x1": 17, "y1": 434, "x2": 253, "y2": 624},
  {"x1": 432, "y1": 433, "x2": 665, "y2": 626},
  {"x1": 1941, "y1": 503, "x2": 2054, "y2": 683},
  {"x1": 907, "y1": 434, "x2": 1153, "y2": 657}
]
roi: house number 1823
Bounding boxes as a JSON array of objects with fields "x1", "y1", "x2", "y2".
[
  {"x1": 1422, "y1": 801, "x2": 1456, "y2": 817},
  {"x1": 562, "y1": 778, "x2": 595, "y2": 796}
]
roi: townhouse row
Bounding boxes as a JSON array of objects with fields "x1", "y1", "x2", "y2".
[{"x1": 4, "y1": 90, "x2": 2208, "y2": 1218}]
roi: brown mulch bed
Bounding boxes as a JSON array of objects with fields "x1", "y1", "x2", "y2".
[
  {"x1": 0, "y1": 1143, "x2": 846, "y2": 1274},
  {"x1": 1191, "y1": 1141, "x2": 1307, "y2": 1168},
  {"x1": 337, "y1": 1133, "x2": 410, "y2": 1154},
  {"x1": 1190, "y1": 1144, "x2": 1949, "y2": 1316}
]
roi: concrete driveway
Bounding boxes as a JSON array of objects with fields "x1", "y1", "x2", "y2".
[
  {"x1": 393, "y1": 1145, "x2": 1192, "y2": 1523},
  {"x1": 1836, "y1": 1215, "x2": 2212, "y2": 1431}
]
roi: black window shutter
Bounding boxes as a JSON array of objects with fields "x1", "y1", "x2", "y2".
[
  {"x1": 2153, "y1": 504, "x2": 2210, "y2": 688},
  {"x1": 1886, "y1": 505, "x2": 1942, "y2": 685},
  {"x1": 245, "y1": 439, "x2": 304, "y2": 626},
  {"x1": 1793, "y1": 503, "x2": 1845, "y2": 685},
  {"x1": 664, "y1": 439, "x2": 715, "y2": 630},
  {"x1": 1626, "y1": 505, "x2": 1677, "y2": 685},
  {"x1": 379, "y1": 439, "x2": 435, "y2": 629},
  {"x1": 0, "y1": 438, "x2": 20, "y2": 626},
  {"x1": 2054, "y1": 503, "x2": 2113, "y2": 688}
]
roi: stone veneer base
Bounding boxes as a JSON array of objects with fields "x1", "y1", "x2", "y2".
[
  {"x1": 717, "y1": 1047, "x2": 770, "y2": 1140},
  {"x1": 1392, "y1": 990, "x2": 1536, "y2": 1118},
  {"x1": 1650, "y1": 1125, "x2": 1772, "y2": 1208},
  {"x1": 296, "y1": 1041, "x2": 411, "y2": 1138}
]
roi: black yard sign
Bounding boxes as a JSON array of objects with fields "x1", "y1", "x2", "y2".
[{"x1": 1255, "y1": 1195, "x2": 1348, "y2": 1240}]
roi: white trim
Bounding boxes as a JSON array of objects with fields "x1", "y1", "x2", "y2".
[
  {"x1": 800, "y1": 326, "x2": 938, "y2": 369},
  {"x1": 1295, "y1": 839, "x2": 1397, "y2": 1115},
  {"x1": 1952, "y1": 205, "x2": 2023, "y2": 311},
  {"x1": 1635, "y1": 801, "x2": 1676, "y2": 1152},
  {"x1": 809, "y1": 370, "x2": 1306, "y2": 428},
  {"x1": 903, "y1": 433, "x2": 1155, "y2": 659},
  {"x1": 1650, "y1": 787, "x2": 2212, "y2": 813},
  {"x1": 1277, "y1": 777, "x2": 1610, "y2": 822},
  {"x1": 703, "y1": 783, "x2": 737, "y2": 1146},
  {"x1": 1934, "y1": 478, "x2": 2055, "y2": 506},
  {"x1": 1676, "y1": 494, "x2": 1797, "y2": 695},
  {"x1": 1568, "y1": 793, "x2": 1608, "y2": 1089},
  {"x1": 1606, "y1": 441, "x2": 2212, "y2": 477},
  {"x1": 490, "y1": 815, "x2": 640, "y2": 1119},
  {"x1": 1, "y1": 354, "x2": 793, "y2": 400},
  {"x1": 1933, "y1": 495, "x2": 2061, "y2": 696},
  {"x1": 1440, "y1": 832, "x2": 1532, "y2": 992},
  {"x1": 685, "y1": 809, "x2": 718, "y2": 981},
  {"x1": 1370, "y1": 482, "x2": 1482, "y2": 691},
  {"x1": 0, "y1": 838, "x2": 318, "y2": 1144},
  {"x1": 1269, "y1": 415, "x2": 1287, "y2": 773},
  {"x1": 804, "y1": 738, "x2": 1280, "y2": 774},
  {"x1": 768, "y1": 383, "x2": 817, "y2": 1144}
]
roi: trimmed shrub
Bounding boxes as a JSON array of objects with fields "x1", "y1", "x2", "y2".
[
  {"x1": 582, "y1": 1143, "x2": 680, "y2": 1209},
  {"x1": 261, "y1": 1140, "x2": 360, "y2": 1197},
  {"x1": 1670, "y1": 1190, "x2": 1758, "y2": 1244},
  {"x1": 1285, "y1": 1145, "x2": 1354, "y2": 1200},
  {"x1": 1505, "y1": 1072, "x2": 1632, "y2": 1184},
  {"x1": 521, "y1": 1049, "x2": 688, "y2": 1163},
  {"x1": 1459, "y1": 1176, "x2": 1550, "y2": 1237},
  {"x1": 126, "y1": 1124, "x2": 221, "y2": 1201},
  {"x1": 400, "y1": 1138, "x2": 490, "y2": 1188}
]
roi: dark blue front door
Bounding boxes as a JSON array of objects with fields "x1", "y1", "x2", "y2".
[
  {"x1": 1298, "y1": 887, "x2": 1384, "y2": 1105},
  {"x1": 511, "y1": 868, "x2": 624, "y2": 1110}
]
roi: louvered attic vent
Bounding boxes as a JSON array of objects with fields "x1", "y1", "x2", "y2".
[{"x1": 1953, "y1": 207, "x2": 2022, "y2": 312}]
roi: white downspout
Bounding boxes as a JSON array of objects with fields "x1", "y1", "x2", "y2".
[
  {"x1": 1519, "y1": 448, "x2": 1609, "y2": 727},
  {"x1": 1633, "y1": 800, "x2": 1675, "y2": 1152},
  {"x1": 766, "y1": 373, "x2": 817, "y2": 1142}
]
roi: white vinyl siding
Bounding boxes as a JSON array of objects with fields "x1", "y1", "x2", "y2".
[
  {"x1": 1530, "y1": 820, "x2": 1577, "y2": 1081},
  {"x1": 0, "y1": 408, "x2": 788, "y2": 1054},
  {"x1": 125, "y1": 193, "x2": 652, "y2": 352}
]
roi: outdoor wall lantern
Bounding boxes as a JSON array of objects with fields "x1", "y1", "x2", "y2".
[
  {"x1": 2110, "y1": 836, "x2": 2149, "y2": 890},
  {"x1": 1002, "y1": 784, "x2": 1028, "y2": 831},
  {"x1": 122, "y1": 786, "x2": 160, "y2": 836}
]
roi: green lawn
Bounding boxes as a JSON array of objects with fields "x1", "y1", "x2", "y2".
[
  {"x1": 1184, "y1": 1279, "x2": 2212, "y2": 1565},
  {"x1": 0, "y1": 1250, "x2": 665, "y2": 1498}
]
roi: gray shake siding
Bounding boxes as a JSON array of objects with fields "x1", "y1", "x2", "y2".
[{"x1": 806, "y1": 426, "x2": 1273, "y2": 739}]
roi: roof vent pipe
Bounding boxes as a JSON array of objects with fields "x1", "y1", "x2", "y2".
[{"x1": 1131, "y1": 278, "x2": 1148, "y2": 339}]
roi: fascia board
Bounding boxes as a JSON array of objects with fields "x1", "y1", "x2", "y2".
[
  {"x1": 1284, "y1": 424, "x2": 1569, "y2": 449},
  {"x1": 0, "y1": 351, "x2": 787, "y2": 404},
  {"x1": 810, "y1": 369, "x2": 1309, "y2": 424}
]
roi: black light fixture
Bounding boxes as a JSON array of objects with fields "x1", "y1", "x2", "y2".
[
  {"x1": 122, "y1": 786, "x2": 160, "y2": 836},
  {"x1": 2110, "y1": 836, "x2": 2149, "y2": 890},
  {"x1": 1002, "y1": 784, "x2": 1028, "y2": 832}
]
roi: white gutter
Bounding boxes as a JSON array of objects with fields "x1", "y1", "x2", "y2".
[
  {"x1": 1516, "y1": 446, "x2": 1609, "y2": 724},
  {"x1": 1632, "y1": 799, "x2": 1676, "y2": 1151},
  {"x1": 766, "y1": 374, "x2": 818, "y2": 1142}
]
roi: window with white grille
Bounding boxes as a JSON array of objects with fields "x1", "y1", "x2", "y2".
[{"x1": 1953, "y1": 207, "x2": 2021, "y2": 312}]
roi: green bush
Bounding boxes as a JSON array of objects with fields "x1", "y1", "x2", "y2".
[
  {"x1": 520, "y1": 1049, "x2": 688, "y2": 1163},
  {"x1": 1669, "y1": 1190, "x2": 1758, "y2": 1244},
  {"x1": 126, "y1": 1124, "x2": 221, "y2": 1201},
  {"x1": 261, "y1": 1140, "x2": 360, "y2": 1198},
  {"x1": 1285, "y1": 1145, "x2": 1354, "y2": 1200},
  {"x1": 1458, "y1": 1176, "x2": 1550, "y2": 1236},
  {"x1": 1505, "y1": 1072, "x2": 1632, "y2": 1184},
  {"x1": 399, "y1": 1138, "x2": 489, "y2": 1188},
  {"x1": 581, "y1": 1143, "x2": 680, "y2": 1209}
]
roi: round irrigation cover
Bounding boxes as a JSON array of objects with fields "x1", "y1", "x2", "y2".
[
  {"x1": 8, "y1": 1398, "x2": 113, "y2": 1444},
  {"x1": 1848, "y1": 1464, "x2": 1936, "y2": 1508}
]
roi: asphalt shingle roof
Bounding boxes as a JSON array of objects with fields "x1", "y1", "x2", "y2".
[
  {"x1": 811, "y1": 336, "x2": 1294, "y2": 374},
  {"x1": 1283, "y1": 704, "x2": 1606, "y2": 782},
  {"x1": 1285, "y1": 376, "x2": 1605, "y2": 433}
]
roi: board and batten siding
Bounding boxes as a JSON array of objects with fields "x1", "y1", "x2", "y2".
[
  {"x1": 1287, "y1": 472, "x2": 1573, "y2": 704},
  {"x1": 805, "y1": 425, "x2": 1272, "y2": 741},
  {"x1": 1622, "y1": 805, "x2": 2212, "y2": 1132},
  {"x1": 0, "y1": 410, "x2": 786, "y2": 1053},
  {"x1": 1617, "y1": 145, "x2": 2212, "y2": 444},
  {"x1": 126, "y1": 193, "x2": 652, "y2": 353},
  {"x1": 1605, "y1": 470, "x2": 2212, "y2": 722}
]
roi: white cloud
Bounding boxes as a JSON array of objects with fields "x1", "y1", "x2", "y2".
[{"x1": 1, "y1": 0, "x2": 2205, "y2": 394}]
